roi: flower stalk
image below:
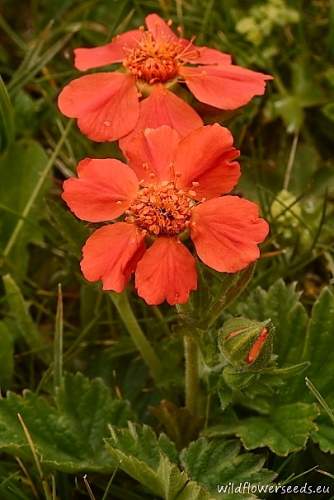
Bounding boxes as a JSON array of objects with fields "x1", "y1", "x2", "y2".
[
  {"x1": 184, "y1": 334, "x2": 200, "y2": 416},
  {"x1": 110, "y1": 291, "x2": 162, "y2": 383}
]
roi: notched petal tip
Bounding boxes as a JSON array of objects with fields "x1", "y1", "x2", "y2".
[
  {"x1": 180, "y1": 64, "x2": 272, "y2": 110},
  {"x1": 135, "y1": 237, "x2": 197, "y2": 305},
  {"x1": 191, "y1": 196, "x2": 269, "y2": 273},
  {"x1": 58, "y1": 72, "x2": 139, "y2": 142},
  {"x1": 174, "y1": 124, "x2": 241, "y2": 199},
  {"x1": 73, "y1": 29, "x2": 144, "y2": 71},
  {"x1": 145, "y1": 13, "x2": 178, "y2": 42},
  {"x1": 122, "y1": 125, "x2": 180, "y2": 184},
  {"x1": 61, "y1": 158, "x2": 139, "y2": 223},
  {"x1": 81, "y1": 223, "x2": 146, "y2": 292}
]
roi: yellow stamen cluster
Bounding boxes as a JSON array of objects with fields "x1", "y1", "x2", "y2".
[
  {"x1": 123, "y1": 32, "x2": 183, "y2": 84},
  {"x1": 126, "y1": 182, "x2": 194, "y2": 236}
]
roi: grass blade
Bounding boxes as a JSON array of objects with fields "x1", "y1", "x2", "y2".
[{"x1": 3, "y1": 119, "x2": 73, "y2": 259}]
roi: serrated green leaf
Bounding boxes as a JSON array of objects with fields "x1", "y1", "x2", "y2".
[
  {"x1": 216, "y1": 282, "x2": 311, "y2": 417},
  {"x1": 280, "y1": 287, "x2": 334, "y2": 406},
  {"x1": 181, "y1": 438, "x2": 276, "y2": 496},
  {"x1": 311, "y1": 414, "x2": 334, "y2": 454},
  {"x1": 106, "y1": 423, "x2": 213, "y2": 500},
  {"x1": 107, "y1": 422, "x2": 177, "y2": 471},
  {"x1": 0, "y1": 372, "x2": 133, "y2": 472},
  {"x1": 302, "y1": 288, "x2": 334, "y2": 403},
  {"x1": 236, "y1": 281, "x2": 334, "y2": 454},
  {"x1": 176, "y1": 480, "x2": 213, "y2": 500},
  {"x1": 209, "y1": 403, "x2": 319, "y2": 456}
]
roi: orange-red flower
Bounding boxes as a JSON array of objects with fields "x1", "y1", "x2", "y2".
[
  {"x1": 62, "y1": 124, "x2": 269, "y2": 305},
  {"x1": 58, "y1": 14, "x2": 272, "y2": 143}
]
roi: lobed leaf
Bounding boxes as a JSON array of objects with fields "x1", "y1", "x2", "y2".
[
  {"x1": 181, "y1": 437, "x2": 276, "y2": 493},
  {"x1": 302, "y1": 288, "x2": 334, "y2": 404},
  {"x1": 106, "y1": 424, "x2": 277, "y2": 499},
  {"x1": 206, "y1": 403, "x2": 319, "y2": 456},
  {"x1": 311, "y1": 414, "x2": 334, "y2": 454},
  {"x1": 106, "y1": 423, "x2": 214, "y2": 500},
  {"x1": 234, "y1": 280, "x2": 334, "y2": 453},
  {"x1": 0, "y1": 372, "x2": 133, "y2": 473}
]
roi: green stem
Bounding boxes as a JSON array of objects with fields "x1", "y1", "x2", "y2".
[
  {"x1": 110, "y1": 291, "x2": 162, "y2": 383},
  {"x1": 184, "y1": 334, "x2": 200, "y2": 416},
  {"x1": 53, "y1": 284, "x2": 64, "y2": 393}
]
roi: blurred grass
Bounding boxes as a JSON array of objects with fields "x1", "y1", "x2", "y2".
[{"x1": 0, "y1": 0, "x2": 333, "y2": 497}]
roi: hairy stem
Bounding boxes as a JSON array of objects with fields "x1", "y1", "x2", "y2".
[
  {"x1": 184, "y1": 334, "x2": 200, "y2": 416},
  {"x1": 110, "y1": 292, "x2": 162, "y2": 383}
]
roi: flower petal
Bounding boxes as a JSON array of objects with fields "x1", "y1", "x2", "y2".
[
  {"x1": 191, "y1": 196, "x2": 269, "y2": 273},
  {"x1": 175, "y1": 124, "x2": 240, "y2": 199},
  {"x1": 81, "y1": 222, "x2": 146, "y2": 292},
  {"x1": 74, "y1": 30, "x2": 143, "y2": 70},
  {"x1": 180, "y1": 64, "x2": 272, "y2": 109},
  {"x1": 135, "y1": 237, "x2": 197, "y2": 305},
  {"x1": 119, "y1": 85, "x2": 203, "y2": 149},
  {"x1": 145, "y1": 13, "x2": 178, "y2": 41},
  {"x1": 121, "y1": 125, "x2": 180, "y2": 184},
  {"x1": 185, "y1": 46, "x2": 232, "y2": 65},
  {"x1": 62, "y1": 158, "x2": 139, "y2": 222},
  {"x1": 58, "y1": 72, "x2": 139, "y2": 141}
]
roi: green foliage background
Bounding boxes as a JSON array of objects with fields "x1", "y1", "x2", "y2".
[{"x1": 0, "y1": 0, "x2": 334, "y2": 498}]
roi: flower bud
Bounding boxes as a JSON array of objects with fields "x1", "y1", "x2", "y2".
[{"x1": 218, "y1": 317, "x2": 274, "y2": 370}]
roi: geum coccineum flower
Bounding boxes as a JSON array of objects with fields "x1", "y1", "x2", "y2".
[
  {"x1": 58, "y1": 13, "x2": 272, "y2": 144},
  {"x1": 62, "y1": 124, "x2": 269, "y2": 305}
]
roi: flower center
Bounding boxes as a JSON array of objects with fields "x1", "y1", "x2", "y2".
[
  {"x1": 123, "y1": 32, "x2": 182, "y2": 84},
  {"x1": 126, "y1": 182, "x2": 194, "y2": 236}
]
